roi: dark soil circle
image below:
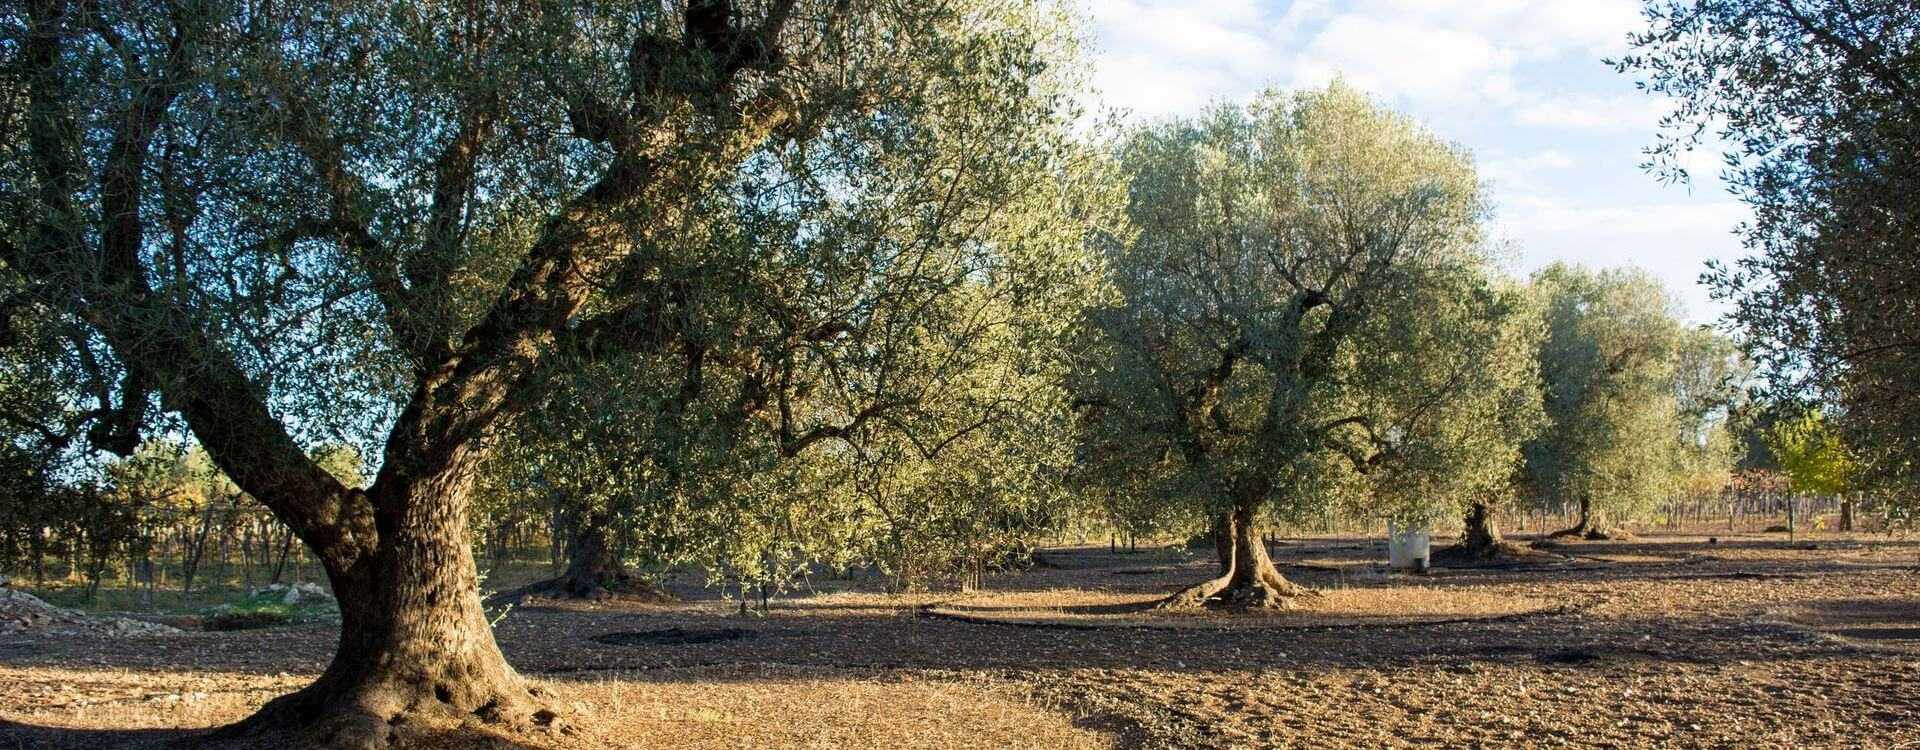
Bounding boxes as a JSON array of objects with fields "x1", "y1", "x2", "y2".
[
  {"x1": 1776, "y1": 597, "x2": 1920, "y2": 649},
  {"x1": 924, "y1": 587, "x2": 1563, "y2": 630},
  {"x1": 590, "y1": 627, "x2": 758, "y2": 647}
]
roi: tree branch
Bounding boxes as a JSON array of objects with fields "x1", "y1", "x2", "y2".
[
  {"x1": 780, "y1": 398, "x2": 920, "y2": 457},
  {"x1": 13, "y1": 3, "x2": 377, "y2": 570}
]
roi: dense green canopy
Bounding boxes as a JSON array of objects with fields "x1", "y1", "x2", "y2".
[{"x1": 1072, "y1": 83, "x2": 1539, "y2": 605}]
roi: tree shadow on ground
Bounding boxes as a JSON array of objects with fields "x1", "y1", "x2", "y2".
[
  {"x1": 0, "y1": 722, "x2": 184, "y2": 750},
  {"x1": 2, "y1": 537, "x2": 1911, "y2": 699},
  {"x1": 0, "y1": 720, "x2": 556, "y2": 750}
]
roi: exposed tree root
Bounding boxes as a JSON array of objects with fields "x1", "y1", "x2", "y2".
[
  {"x1": 1549, "y1": 525, "x2": 1632, "y2": 542},
  {"x1": 1157, "y1": 569, "x2": 1319, "y2": 612},
  {"x1": 496, "y1": 571, "x2": 674, "y2": 605},
  {"x1": 1547, "y1": 523, "x2": 1589, "y2": 539},
  {"x1": 203, "y1": 672, "x2": 561, "y2": 750},
  {"x1": 1163, "y1": 503, "x2": 1320, "y2": 612}
]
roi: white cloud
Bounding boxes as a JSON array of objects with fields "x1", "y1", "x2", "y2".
[
  {"x1": 1289, "y1": 15, "x2": 1517, "y2": 107},
  {"x1": 1084, "y1": 0, "x2": 1652, "y2": 120},
  {"x1": 1083, "y1": 0, "x2": 1299, "y2": 118},
  {"x1": 1514, "y1": 94, "x2": 1673, "y2": 131},
  {"x1": 1343, "y1": 0, "x2": 1643, "y2": 58},
  {"x1": 1492, "y1": 195, "x2": 1750, "y2": 322},
  {"x1": 1480, "y1": 150, "x2": 1577, "y2": 192},
  {"x1": 1281, "y1": 0, "x2": 1644, "y2": 112}
]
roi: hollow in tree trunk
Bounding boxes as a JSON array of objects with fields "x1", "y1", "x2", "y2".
[
  {"x1": 1161, "y1": 501, "x2": 1314, "y2": 611},
  {"x1": 503, "y1": 513, "x2": 671, "y2": 603},
  {"x1": 214, "y1": 470, "x2": 556, "y2": 749},
  {"x1": 1439, "y1": 500, "x2": 1534, "y2": 562}
]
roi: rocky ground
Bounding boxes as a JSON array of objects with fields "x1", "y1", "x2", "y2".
[
  {"x1": 0, "y1": 587, "x2": 182, "y2": 638},
  {"x1": 0, "y1": 532, "x2": 1915, "y2": 749}
]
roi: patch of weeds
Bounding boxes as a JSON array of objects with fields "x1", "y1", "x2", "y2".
[{"x1": 200, "y1": 587, "x2": 338, "y2": 631}]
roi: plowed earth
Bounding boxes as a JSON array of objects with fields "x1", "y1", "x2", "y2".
[{"x1": 2, "y1": 532, "x2": 1915, "y2": 749}]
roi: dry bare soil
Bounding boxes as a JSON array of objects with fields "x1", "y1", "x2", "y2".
[{"x1": 2, "y1": 532, "x2": 1917, "y2": 749}]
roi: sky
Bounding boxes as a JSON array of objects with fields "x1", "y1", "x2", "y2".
[{"x1": 1080, "y1": 0, "x2": 1749, "y2": 323}]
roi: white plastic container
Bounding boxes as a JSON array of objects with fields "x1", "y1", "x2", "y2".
[{"x1": 1387, "y1": 521, "x2": 1432, "y2": 572}]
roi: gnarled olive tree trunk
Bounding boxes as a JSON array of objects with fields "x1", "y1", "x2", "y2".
[
  {"x1": 224, "y1": 465, "x2": 550, "y2": 749},
  {"x1": 1550, "y1": 496, "x2": 1594, "y2": 538},
  {"x1": 1439, "y1": 499, "x2": 1531, "y2": 562},
  {"x1": 1551, "y1": 497, "x2": 1626, "y2": 540},
  {"x1": 1162, "y1": 494, "x2": 1313, "y2": 611},
  {"x1": 506, "y1": 512, "x2": 670, "y2": 602},
  {"x1": 1461, "y1": 499, "x2": 1502, "y2": 552}
]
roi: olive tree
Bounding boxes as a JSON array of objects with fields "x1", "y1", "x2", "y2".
[
  {"x1": 1352, "y1": 277, "x2": 1544, "y2": 561},
  {"x1": 1666, "y1": 326, "x2": 1746, "y2": 523},
  {"x1": 1075, "y1": 84, "x2": 1499, "y2": 610},
  {"x1": 481, "y1": 64, "x2": 1114, "y2": 601},
  {"x1": 1617, "y1": 0, "x2": 1920, "y2": 502},
  {"x1": 1526, "y1": 264, "x2": 1689, "y2": 538},
  {"x1": 1, "y1": 0, "x2": 1092, "y2": 743}
]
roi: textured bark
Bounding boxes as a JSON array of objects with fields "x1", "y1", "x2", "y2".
[
  {"x1": 1549, "y1": 497, "x2": 1629, "y2": 540},
  {"x1": 214, "y1": 466, "x2": 555, "y2": 749},
  {"x1": 1161, "y1": 501, "x2": 1314, "y2": 611},
  {"x1": 506, "y1": 515, "x2": 671, "y2": 602},
  {"x1": 1438, "y1": 500, "x2": 1535, "y2": 562},
  {"x1": 1461, "y1": 500, "x2": 1501, "y2": 551}
]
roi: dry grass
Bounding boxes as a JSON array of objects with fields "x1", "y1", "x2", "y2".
[
  {"x1": 0, "y1": 665, "x2": 1110, "y2": 750},
  {"x1": 551, "y1": 666, "x2": 1107, "y2": 750},
  {"x1": 0, "y1": 666, "x2": 304, "y2": 731}
]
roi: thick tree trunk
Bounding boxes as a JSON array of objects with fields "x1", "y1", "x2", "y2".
[
  {"x1": 1211, "y1": 511, "x2": 1232, "y2": 575},
  {"x1": 504, "y1": 513, "x2": 670, "y2": 602},
  {"x1": 1161, "y1": 501, "x2": 1313, "y2": 611},
  {"x1": 1549, "y1": 497, "x2": 1594, "y2": 538},
  {"x1": 1461, "y1": 500, "x2": 1502, "y2": 551},
  {"x1": 215, "y1": 473, "x2": 555, "y2": 749},
  {"x1": 1438, "y1": 500, "x2": 1534, "y2": 562},
  {"x1": 1549, "y1": 497, "x2": 1628, "y2": 540}
]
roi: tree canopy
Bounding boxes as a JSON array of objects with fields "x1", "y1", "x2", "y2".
[
  {"x1": 1617, "y1": 0, "x2": 1920, "y2": 498},
  {"x1": 2, "y1": 0, "x2": 1108, "y2": 742},
  {"x1": 1073, "y1": 83, "x2": 1531, "y2": 607},
  {"x1": 1523, "y1": 264, "x2": 1693, "y2": 535}
]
